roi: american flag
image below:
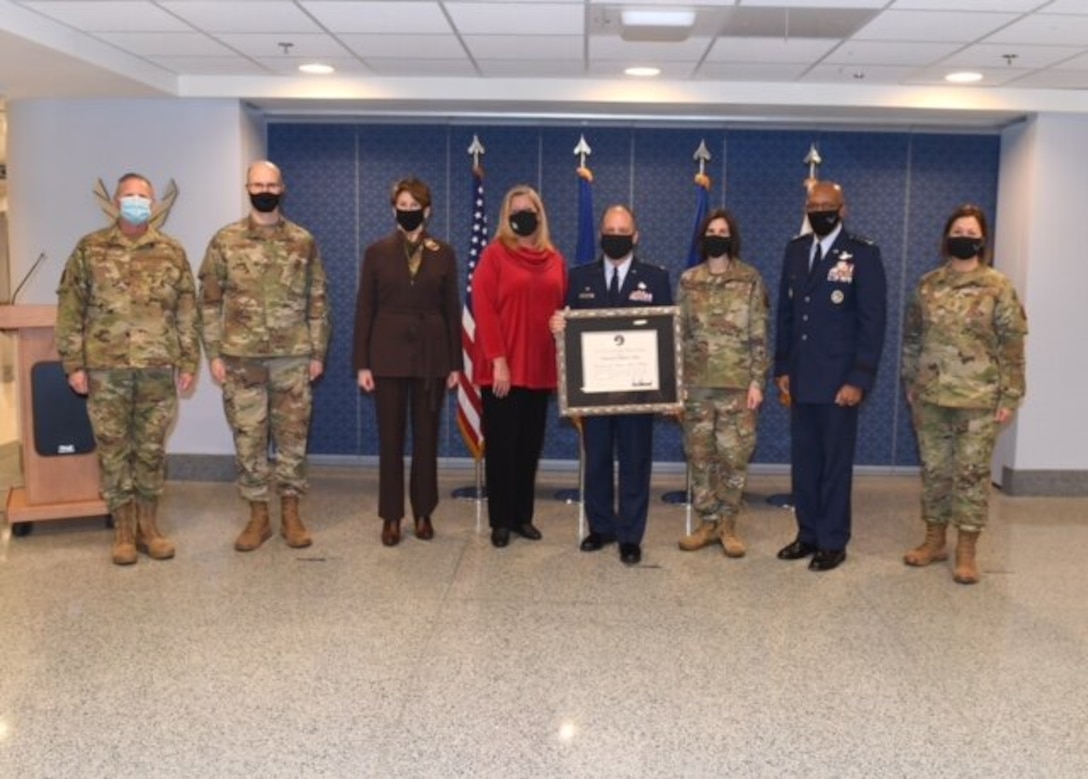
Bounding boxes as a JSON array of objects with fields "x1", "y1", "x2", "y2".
[{"x1": 456, "y1": 166, "x2": 487, "y2": 460}]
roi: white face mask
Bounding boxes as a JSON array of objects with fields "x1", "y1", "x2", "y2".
[{"x1": 119, "y1": 195, "x2": 152, "y2": 226}]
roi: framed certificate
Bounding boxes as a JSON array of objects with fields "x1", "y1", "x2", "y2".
[{"x1": 556, "y1": 305, "x2": 682, "y2": 416}]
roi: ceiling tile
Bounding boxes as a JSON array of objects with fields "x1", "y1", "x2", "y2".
[
  {"x1": 1007, "y1": 70, "x2": 1088, "y2": 88},
  {"x1": 339, "y1": 34, "x2": 466, "y2": 59},
  {"x1": 590, "y1": 37, "x2": 712, "y2": 63},
  {"x1": 300, "y1": 1, "x2": 452, "y2": 34},
  {"x1": 890, "y1": 0, "x2": 1043, "y2": 10},
  {"x1": 159, "y1": 1, "x2": 321, "y2": 34},
  {"x1": 464, "y1": 35, "x2": 582, "y2": 61},
  {"x1": 907, "y1": 65, "x2": 1032, "y2": 86},
  {"x1": 985, "y1": 14, "x2": 1088, "y2": 46},
  {"x1": 741, "y1": 0, "x2": 883, "y2": 6},
  {"x1": 1056, "y1": 51, "x2": 1088, "y2": 70},
  {"x1": 446, "y1": 2, "x2": 583, "y2": 35},
  {"x1": 941, "y1": 43, "x2": 1086, "y2": 70},
  {"x1": 825, "y1": 41, "x2": 962, "y2": 66},
  {"x1": 213, "y1": 33, "x2": 351, "y2": 59},
  {"x1": 93, "y1": 32, "x2": 236, "y2": 57},
  {"x1": 803, "y1": 64, "x2": 920, "y2": 84},
  {"x1": 476, "y1": 59, "x2": 586, "y2": 77},
  {"x1": 705, "y1": 37, "x2": 838, "y2": 64},
  {"x1": 21, "y1": 1, "x2": 191, "y2": 32},
  {"x1": 854, "y1": 10, "x2": 1018, "y2": 42},
  {"x1": 1039, "y1": 0, "x2": 1088, "y2": 13}
]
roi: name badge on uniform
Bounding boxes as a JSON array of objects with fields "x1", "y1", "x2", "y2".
[
  {"x1": 629, "y1": 281, "x2": 653, "y2": 303},
  {"x1": 831, "y1": 290, "x2": 845, "y2": 304},
  {"x1": 578, "y1": 287, "x2": 596, "y2": 300}
]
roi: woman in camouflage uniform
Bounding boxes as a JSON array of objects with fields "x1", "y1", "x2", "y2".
[
  {"x1": 901, "y1": 204, "x2": 1027, "y2": 584},
  {"x1": 677, "y1": 209, "x2": 770, "y2": 557}
]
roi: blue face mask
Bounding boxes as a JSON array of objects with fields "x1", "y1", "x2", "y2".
[{"x1": 119, "y1": 195, "x2": 152, "y2": 226}]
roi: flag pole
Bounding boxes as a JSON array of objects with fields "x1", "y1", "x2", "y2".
[
  {"x1": 452, "y1": 135, "x2": 489, "y2": 531},
  {"x1": 768, "y1": 143, "x2": 822, "y2": 512}
]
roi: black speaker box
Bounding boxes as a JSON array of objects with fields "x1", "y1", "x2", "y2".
[{"x1": 30, "y1": 361, "x2": 96, "y2": 457}]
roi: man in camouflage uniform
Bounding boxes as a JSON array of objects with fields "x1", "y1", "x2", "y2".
[
  {"x1": 901, "y1": 204, "x2": 1027, "y2": 584},
  {"x1": 199, "y1": 160, "x2": 330, "y2": 552},
  {"x1": 56, "y1": 172, "x2": 199, "y2": 565},
  {"x1": 676, "y1": 208, "x2": 770, "y2": 557}
]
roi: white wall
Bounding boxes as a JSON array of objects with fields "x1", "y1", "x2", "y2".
[
  {"x1": 6, "y1": 97, "x2": 266, "y2": 454},
  {"x1": 996, "y1": 114, "x2": 1088, "y2": 474}
]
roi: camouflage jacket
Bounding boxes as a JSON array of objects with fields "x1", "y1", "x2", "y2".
[
  {"x1": 198, "y1": 216, "x2": 330, "y2": 362},
  {"x1": 901, "y1": 263, "x2": 1027, "y2": 410},
  {"x1": 55, "y1": 224, "x2": 199, "y2": 374},
  {"x1": 678, "y1": 259, "x2": 770, "y2": 391}
]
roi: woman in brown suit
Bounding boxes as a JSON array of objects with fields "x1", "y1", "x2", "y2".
[{"x1": 353, "y1": 177, "x2": 462, "y2": 546}]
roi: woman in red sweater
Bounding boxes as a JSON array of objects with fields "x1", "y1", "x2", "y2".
[{"x1": 472, "y1": 184, "x2": 568, "y2": 547}]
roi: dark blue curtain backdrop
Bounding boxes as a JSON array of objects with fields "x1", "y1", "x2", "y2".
[{"x1": 268, "y1": 123, "x2": 999, "y2": 468}]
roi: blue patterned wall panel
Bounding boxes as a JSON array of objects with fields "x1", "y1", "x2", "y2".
[
  {"x1": 894, "y1": 133, "x2": 1001, "y2": 467},
  {"x1": 268, "y1": 124, "x2": 359, "y2": 455},
  {"x1": 269, "y1": 122, "x2": 1001, "y2": 468}
]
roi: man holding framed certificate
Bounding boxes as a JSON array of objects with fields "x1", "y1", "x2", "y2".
[{"x1": 552, "y1": 205, "x2": 672, "y2": 566}]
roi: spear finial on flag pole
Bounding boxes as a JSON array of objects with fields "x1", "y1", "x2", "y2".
[
  {"x1": 468, "y1": 134, "x2": 485, "y2": 172},
  {"x1": 685, "y1": 139, "x2": 712, "y2": 268},
  {"x1": 693, "y1": 139, "x2": 712, "y2": 188},
  {"x1": 803, "y1": 142, "x2": 822, "y2": 192},
  {"x1": 574, "y1": 134, "x2": 593, "y2": 180}
]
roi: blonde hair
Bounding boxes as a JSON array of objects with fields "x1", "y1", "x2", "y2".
[{"x1": 496, "y1": 184, "x2": 554, "y2": 251}]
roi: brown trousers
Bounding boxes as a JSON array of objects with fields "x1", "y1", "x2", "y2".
[{"x1": 373, "y1": 376, "x2": 445, "y2": 522}]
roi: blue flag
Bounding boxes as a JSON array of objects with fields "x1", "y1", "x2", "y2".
[{"x1": 686, "y1": 180, "x2": 710, "y2": 268}]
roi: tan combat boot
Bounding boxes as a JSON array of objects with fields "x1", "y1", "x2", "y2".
[
  {"x1": 903, "y1": 522, "x2": 948, "y2": 567},
  {"x1": 953, "y1": 529, "x2": 981, "y2": 584},
  {"x1": 719, "y1": 516, "x2": 747, "y2": 558},
  {"x1": 280, "y1": 495, "x2": 313, "y2": 548},
  {"x1": 235, "y1": 501, "x2": 272, "y2": 552},
  {"x1": 111, "y1": 501, "x2": 138, "y2": 566},
  {"x1": 679, "y1": 519, "x2": 720, "y2": 551},
  {"x1": 135, "y1": 498, "x2": 175, "y2": 560}
]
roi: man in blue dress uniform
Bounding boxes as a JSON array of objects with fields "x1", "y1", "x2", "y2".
[
  {"x1": 773, "y1": 181, "x2": 887, "y2": 571},
  {"x1": 561, "y1": 204, "x2": 672, "y2": 566}
]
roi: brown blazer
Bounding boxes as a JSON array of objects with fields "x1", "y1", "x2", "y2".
[{"x1": 352, "y1": 231, "x2": 463, "y2": 378}]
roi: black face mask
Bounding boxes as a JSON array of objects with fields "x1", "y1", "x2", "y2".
[
  {"x1": 396, "y1": 208, "x2": 425, "y2": 232},
  {"x1": 250, "y1": 192, "x2": 281, "y2": 213},
  {"x1": 946, "y1": 236, "x2": 984, "y2": 260},
  {"x1": 600, "y1": 234, "x2": 634, "y2": 260},
  {"x1": 702, "y1": 235, "x2": 733, "y2": 259},
  {"x1": 807, "y1": 209, "x2": 840, "y2": 237},
  {"x1": 509, "y1": 210, "x2": 539, "y2": 237}
]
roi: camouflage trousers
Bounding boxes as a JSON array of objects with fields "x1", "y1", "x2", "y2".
[
  {"x1": 86, "y1": 368, "x2": 177, "y2": 512},
  {"x1": 221, "y1": 356, "x2": 312, "y2": 502},
  {"x1": 682, "y1": 388, "x2": 758, "y2": 521},
  {"x1": 912, "y1": 401, "x2": 999, "y2": 532}
]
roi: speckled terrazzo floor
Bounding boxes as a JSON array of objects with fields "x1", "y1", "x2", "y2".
[{"x1": 2, "y1": 459, "x2": 1087, "y2": 777}]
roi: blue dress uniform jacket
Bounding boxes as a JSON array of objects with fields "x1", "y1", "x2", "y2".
[
  {"x1": 774, "y1": 231, "x2": 887, "y2": 403},
  {"x1": 773, "y1": 228, "x2": 887, "y2": 552},
  {"x1": 566, "y1": 256, "x2": 672, "y2": 546}
]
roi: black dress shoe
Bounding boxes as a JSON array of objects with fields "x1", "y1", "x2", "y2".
[
  {"x1": 619, "y1": 542, "x2": 641, "y2": 565},
  {"x1": 809, "y1": 549, "x2": 847, "y2": 571},
  {"x1": 777, "y1": 539, "x2": 817, "y2": 560},
  {"x1": 512, "y1": 523, "x2": 542, "y2": 541},
  {"x1": 490, "y1": 527, "x2": 510, "y2": 548},
  {"x1": 580, "y1": 532, "x2": 616, "y2": 552},
  {"x1": 381, "y1": 519, "x2": 401, "y2": 547},
  {"x1": 414, "y1": 516, "x2": 434, "y2": 540}
]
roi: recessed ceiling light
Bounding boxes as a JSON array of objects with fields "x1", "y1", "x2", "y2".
[
  {"x1": 946, "y1": 71, "x2": 983, "y2": 84},
  {"x1": 299, "y1": 63, "x2": 334, "y2": 75},
  {"x1": 621, "y1": 10, "x2": 696, "y2": 28},
  {"x1": 625, "y1": 66, "x2": 661, "y2": 77}
]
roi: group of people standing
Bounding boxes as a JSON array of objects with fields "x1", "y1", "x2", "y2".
[{"x1": 56, "y1": 163, "x2": 1026, "y2": 585}]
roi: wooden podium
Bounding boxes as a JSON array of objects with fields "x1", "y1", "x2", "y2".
[{"x1": 0, "y1": 304, "x2": 108, "y2": 528}]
